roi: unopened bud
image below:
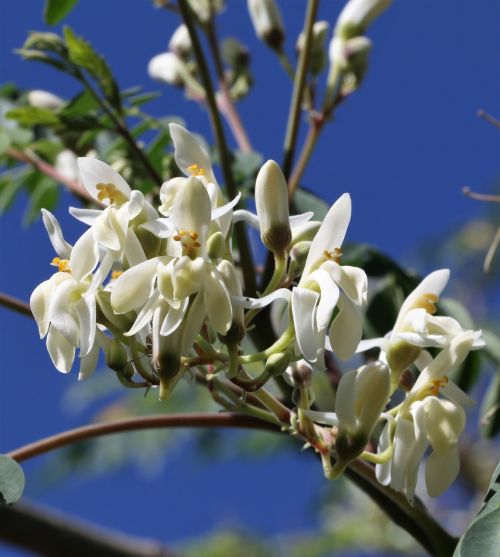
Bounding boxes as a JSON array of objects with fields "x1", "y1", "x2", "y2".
[
  {"x1": 168, "y1": 24, "x2": 192, "y2": 58},
  {"x1": 135, "y1": 226, "x2": 162, "y2": 259},
  {"x1": 285, "y1": 359, "x2": 313, "y2": 388},
  {"x1": 288, "y1": 240, "x2": 311, "y2": 279},
  {"x1": 105, "y1": 339, "x2": 129, "y2": 372},
  {"x1": 222, "y1": 38, "x2": 250, "y2": 70},
  {"x1": 335, "y1": 0, "x2": 392, "y2": 40},
  {"x1": 266, "y1": 352, "x2": 291, "y2": 377},
  {"x1": 187, "y1": 0, "x2": 225, "y2": 23},
  {"x1": 247, "y1": 0, "x2": 285, "y2": 51},
  {"x1": 148, "y1": 52, "x2": 185, "y2": 86},
  {"x1": 206, "y1": 231, "x2": 226, "y2": 260},
  {"x1": 255, "y1": 160, "x2": 291, "y2": 256},
  {"x1": 27, "y1": 89, "x2": 64, "y2": 110},
  {"x1": 296, "y1": 21, "x2": 329, "y2": 75},
  {"x1": 386, "y1": 339, "x2": 420, "y2": 387}
]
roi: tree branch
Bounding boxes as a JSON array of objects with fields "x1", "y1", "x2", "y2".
[
  {"x1": 0, "y1": 500, "x2": 178, "y2": 557},
  {"x1": 0, "y1": 292, "x2": 32, "y2": 318}
]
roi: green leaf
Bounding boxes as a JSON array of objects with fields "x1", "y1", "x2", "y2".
[
  {"x1": 128, "y1": 91, "x2": 162, "y2": 107},
  {"x1": 365, "y1": 277, "x2": 405, "y2": 338},
  {"x1": 63, "y1": 27, "x2": 121, "y2": 111},
  {"x1": 44, "y1": 0, "x2": 79, "y2": 25},
  {"x1": 440, "y1": 298, "x2": 475, "y2": 330},
  {"x1": 0, "y1": 127, "x2": 11, "y2": 154},
  {"x1": 481, "y1": 370, "x2": 500, "y2": 438},
  {"x1": 0, "y1": 170, "x2": 28, "y2": 213},
  {"x1": 23, "y1": 177, "x2": 59, "y2": 225},
  {"x1": 294, "y1": 187, "x2": 330, "y2": 220},
  {"x1": 6, "y1": 106, "x2": 59, "y2": 126},
  {"x1": 62, "y1": 89, "x2": 100, "y2": 116},
  {"x1": 454, "y1": 350, "x2": 482, "y2": 393},
  {"x1": 0, "y1": 455, "x2": 25, "y2": 505},
  {"x1": 483, "y1": 330, "x2": 500, "y2": 364}
]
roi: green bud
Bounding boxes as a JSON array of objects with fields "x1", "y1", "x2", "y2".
[
  {"x1": 288, "y1": 240, "x2": 311, "y2": 279},
  {"x1": 334, "y1": 431, "x2": 368, "y2": 472},
  {"x1": 206, "y1": 231, "x2": 226, "y2": 260},
  {"x1": 222, "y1": 38, "x2": 250, "y2": 70},
  {"x1": 217, "y1": 260, "x2": 245, "y2": 345},
  {"x1": 296, "y1": 21, "x2": 329, "y2": 75},
  {"x1": 105, "y1": 339, "x2": 129, "y2": 372},
  {"x1": 265, "y1": 352, "x2": 291, "y2": 377},
  {"x1": 248, "y1": 0, "x2": 285, "y2": 52},
  {"x1": 134, "y1": 226, "x2": 162, "y2": 259},
  {"x1": 386, "y1": 339, "x2": 420, "y2": 381},
  {"x1": 285, "y1": 359, "x2": 312, "y2": 388}
]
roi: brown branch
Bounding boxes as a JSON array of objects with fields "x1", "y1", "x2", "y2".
[
  {"x1": 462, "y1": 186, "x2": 500, "y2": 203},
  {"x1": 0, "y1": 292, "x2": 33, "y2": 318},
  {"x1": 0, "y1": 500, "x2": 178, "y2": 557},
  {"x1": 6, "y1": 147, "x2": 92, "y2": 204},
  {"x1": 8, "y1": 413, "x2": 280, "y2": 463},
  {"x1": 477, "y1": 109, "x2": 500, "y2": 129}
]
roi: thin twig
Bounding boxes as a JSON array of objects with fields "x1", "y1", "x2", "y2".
[
  {"x1": 0, "y1": 292, "x2": 33, "y2": 317},
  {"x1": 477, "y1": 109, "x2": 500, "y2": 129},
  {"x1": 205, "y1": 19, "x2": 253, "y2": 153},
  {"x1": 6, "y1": 147, "x2": 92, "y2": 204},
  {"x1": 282, "y1": 0, "x2": 319, "y2": 182},
  {"x1": 177, "y1": 0, "x2": 256, "y2": 295},
  {"x1": 484, "y1": 225, "x2": 500, "y2": 273},
  {"x1": 8, "y1": 413, "x2": 279, "y2": 463},
  {"x1": 462, "y1": 186, "x2": 500, "y2": 203},
  {"x1": 0, "y1": 501, "x2": 178, "y2": 557}
]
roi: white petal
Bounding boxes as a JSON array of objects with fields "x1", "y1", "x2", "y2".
[
  {"x1": 204, "y1": 269, "x2": 232, "y2": 335},
  {"x1": 375, "y1": 421, "x2": 392, "y2": 486},
  {"x1": 87, "y1": 252, "x2": 114, "y2": 295},
  {"x1": 441, "y1": 382, "x2": 475, "y2": 407},
  {"x1": 127, "y1": 190, "x2": 145, "y2": 220},
  {"x1": 123, "y1": 228, "x2": 147, "y2": 267},
  {"x1": 232, "y1": 288, "x2": 292, "y2": 309},
  {"x1": 161, "y1": 297, "x2": 189, "y2": 336},
  {"x1": 111, "y1": 257, "x2": 160, "y2": 314},
  {"x1": 335, "y1": 369, "x2": 358, "y2": 432},
  {"x1": 41, "y1": 209, "x2": 72, "y2": 259},
  {"x1": 303, "y1": 193, "x2": 351, "y2": 277},
  {"x1": 211, "y1": 192, "x2": 241, "y2": 220},
  {"x1": 328, "y1": 293, "x2": 363, "y2": 360},
  {"x1": 78, "y1": 338, "x2": 100, "y2": 380},
  {"x1": 172, "y1": 176, "x2": 212, "y2": 245},
  {"x1": 308, "y1": 269, "x2": 340, "y2": 331},
  {"x1": 49, "y1": 280, "x2": 81, "y2": 347},
  {"x1": 292, "y1": 287, "x2": 322, "y2": 362},
  {"x1": 289, "y1": 212, "x2": 314, "y2": 228},
  {"x1": 395, "y1": 332, "x2": 449, "y2": 348},
  {"x1": 232, "y1": 209, "x2": 260, "y2": 228},
  {"x1": 74, "y1": 294, "x2": 96, "y2": 357},
  {"x1": 390, "y1": 418, "x2": 418, "y2": 493},
  {"x1": 302, "y1": 410, "x2": 339, "y2": 426},
  {"x1": 125, "y1": 291, "x2": 160, "y2": 337},
  {"x1": 356, "y1": 337, "x2": 386, "y2": 353},
  {"x1": 70, "y1": 228, "x2": 99, "y2": 282},
  {"x1": 181, "y1": 291, "x2": 207, "y2": 352},
  {"x1": 69, "y1": 207, "x2": 102, "y2": 226},
  {"x1": 139, "y1": 218, "x2": 176, "y2": 239},
  {"x1": 425, "y1": 446, "x2": 460, "y2": 497},
  {"x1": 46, "y1": 326, "x2": 75, "y2": 373},
  {"x1": 77, "y1": 158, "x2": 131, "y2": 203},
  {"x1": 30, "y1": 274, "x2": 71, "y2": 338},
  {"x1": 169, "y1": 123, "x2": 215, "y2": 182}
]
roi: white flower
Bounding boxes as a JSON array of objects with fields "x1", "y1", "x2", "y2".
[
  {"x1": 335, "y1": 0, "x2": 392, "y2": 39},
  {"x1": 30, "y1": 210, "x2": 102, "y2": 379},
  {"x1": 247, "y1": 0, "x2": 284, "y2": 50},
  {"x1": 55, "y1": 149, "x2": 79, "y2": 182},
  {"x1": 27, "y1": 90, "x2": 64, "y2": 110},
  {"x1": 168, "y1": 24, "x2": 192, "y2": 57},
  {"x1": 148, "y1": 52, "x2": 185, "y2": 86}
]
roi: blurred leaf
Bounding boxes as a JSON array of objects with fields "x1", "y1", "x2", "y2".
[
  {"x1": 6, "y1": 106, "x2": 59, "y2": 126},
  {"x1": 30, "y1": 138, "x2": 64, "y2": 159},
  {"x1": 481, "y1": 369, "x2": 500, "y2": 438},
  {"x1": 63, "y1": 26, "x2": 121, "y2": 111},
  {"x1": 62, "y1": 89, "x2": 100, "y2": 116},
  {"x1": 483, "y1": 330, "x2": 500, "y2": 364},
  {"x1": 147, "y1": 129, "x2": 171, "y2": 175},
  {"x1": 0, "y1": 169, "x2": 28, "y2": 213},
  {"x1": 23, "y1": 31, "x2": 67, "y2": 56},
  {"x1": 23, "y1": 176, "x2": 59, "y2": 225},
  {"x1": 365, "y1": 277, "x2": 405, "y2": 338},
  {"x1": 294, "y1": 187, "x2": 330, "y2": 220},
  {"x1": 128, "y1": 91, "x2": 161, "y2": 107},
  {"x1": 44, "y1": 0, "x2": 79, "y2": 25},
  {"x1": 0, "y1": 128, "x2": 10, "y2": 154},
  {"x1": 454, "y1": 350, "x2": 482, "y2": 393},
  {"x1": 440, "y1": 297, "x2": 475, "y2": 330},
  {"x1": 0, "y1": 455, "x2": 25, "y2": 505}
]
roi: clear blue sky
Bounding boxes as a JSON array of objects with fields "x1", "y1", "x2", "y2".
[{"x1": 0, "y1": 1, "x2": 499, "y2": 555}]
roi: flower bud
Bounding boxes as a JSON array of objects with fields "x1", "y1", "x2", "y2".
[
  {"x1": 255, "y1": 160, "x2": 291, "y2": 256},
  {"x1": 296, "y1": 21, "x2": 329, "y2": 75},
  {"x1": 386, "y1": 339, "x2": 420, "y2": 387},
  {"x1": 266, "y1": 352, "x2": 291, "y2": 377},
  {"x1": 247, "y1": 0, "x2": 285, "y2": 51},
  {"x1": 187, "y1": 0, "x2": 224, "y2": 23},
  {"x1": 168, "y1": 24, "x2": 192, "y2": 58},
  {"x1": 206, "y1": 231, "x2": 226, "y2": 260},
  {"x1": 134, "y1": 226, "x2": 162, "y2": 259},
  {"x1": 222, "y1": 38, "x2": 250, "y2": 70},
  {"x1": 148, "y1": 52, "x2": 185, "y2": 86},
  {"x1": 335, "y1": 0, "x2": 392, "y2": 40},
  {"x1": 105, "y1": 339, "x2": 129, "y2": 372},
  {"x1": 217, "y1": 260, "x2": 245, "y2": 345},
  {"x1": 27, "y1": 89, "x2": 64, "y2": 110},
  {"x1": 285, "y1": 359, "x2": 313, "y2": 388},
  {"x1": 288, "y1": 240, "x2": 311, "y2": 279}
]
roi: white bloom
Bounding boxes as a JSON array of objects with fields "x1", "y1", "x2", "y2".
[
  {"x1": 55, "y1": 150, "x2": 79, "y2": 182},
  {"x1": 148, "y1": 52, "x2": 185, "y2": 86},
  {"x1": 168, "y1": 24, "x2": 192, "y2": 57},
  {"x1": 27, "y1": 90, "x2": 64, "y2": 110},
  {"x1": 247, "y1": 0, "x2": 284, "y2": 50},
  {"x1": 335, "y1": 0, "x2": 392, "y2": 39}
]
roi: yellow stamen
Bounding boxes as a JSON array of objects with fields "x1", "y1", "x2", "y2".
[
  {"x1": 111, "y1": 270, "x2": 123, "y2": 280},
  {"x1": 412, "y1": 293, "x2": 438, "y2": 314},
  {"x1": 323, "y1": 247, "x2": 342, "y2": 263},
  {"x1": 187, "y1": 164, "x2": 205, "y2": 176},
  {"x1": 51, "y1": 257, "x2": 71, "y2": 273},
  {"x1": 189, "y1": 231, "x2": 199, "y2": 240},
  {"x1": 173, "y1": 234, "x2": 182, "y2": 241},
  {"x1": 429, "y1": 376, "x2": 448, "y2": 396},
  {"x1": 95, "y1": 182, "x2": 128, "y2": 205}
]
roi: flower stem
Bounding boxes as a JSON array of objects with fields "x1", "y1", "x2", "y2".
[
  {"x1": 0, "y1": 292, "x2": 32, "y2": 318},
  {"x1": 239, "y1": 324, "x2": 295, "y2": 364},
  {"x1": 178, "y1": 0, "x2": 256, "y2": 296},
  {"x1": 282, "y1": 0, "x2": 319, "y2": 182}
]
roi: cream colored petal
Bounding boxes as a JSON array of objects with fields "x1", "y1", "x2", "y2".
[
  {"x1": 41, "y1": 209, "x2": 72, "y2": 259},
  {"x1": 78, "y1": 338, "x2": 100, "y2": 380},
  {"x1": 46, "y1": 326, "x2": 75, "y2": 373},
  {"x1": 77, "y1": 157, "x2": 131, "y2": 203},
  {"x1": 335, "y1": 369, "x2": 358, "y2": 433},
  {"x1": 161, "y1": 297, "x2": 189, "y2": 336},
  {"x1": 308, "y1": 268, "x2": 340, "y2": 331},
  {"x1": 292, "y1": 287, "x2": 322, "y2": 362},
  {"x1": 48, "y1": 279, "x2": 81, "y2": 347},
  {"x1": 123, "y1": 228, "x2": 147, "y2": 267},
  {"x1": 180, "y1": 291, "x2": 207, "y2": 352},
  {"x1": 70, "y1": 228, "x2": 99, "y2": 282},
  {"x1": 328, "y1": 293, "x2": 363, "y2": 360},
  {"x1": 204, "y1": 269, "x2": 232, "y2": 335},
  {"x1": 74, "y1": 294, "x2": 96, "y2": 357},
  {"x1": 111, "y1": 258, "x2": 160, "y2": 314},
  {"x1": 425, "y1": 445, "x2": 460, "y2": 497},
  {"x1": 172, "y1": 177, "x2": 212, "y2": 245},
  {"x1": 169, "y1": 123, "x2": 215, "y2": 183}
]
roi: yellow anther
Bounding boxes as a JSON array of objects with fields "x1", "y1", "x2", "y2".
[
  {"x1": 179, "y1": 230, "x2": 186, "y2": 236},
  {"x1": 95, "y1": 182, "x2": 128, "y2": 205},
  {"x1": 323, "y1": 247, "x2": 343, "y2": 263},
  {"x1": 193, "y1": 242, "x2": 201, "y2": 248},
  {"x1": 187, "y1": 163, "x2": 206, "y2": 176},
  {"x1": 173, "y1": 234, "x2": 182, "y2": 241},
  {"x1": 111, "y1": 270, "x2": 123, "y2": 280},
  {"x1": 429, "y1": 376, "x2": 448, "y2": 396},
  {"x1": 189, "y1": 231, "x2": 199, "y2": 240},
  {"x1": 412, "y1": 293, "x2": 438, "y2": 314},
  {"x1": 51, "y1": 257, "x2": 71, "y2": 273}
]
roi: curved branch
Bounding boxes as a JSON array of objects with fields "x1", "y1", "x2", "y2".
[
  {"x1": 0, "y1": 292, "x2": 32, "y2": 317},
  {"x1": 8, "y1": 413, "x2": 280, "y2": 463}
]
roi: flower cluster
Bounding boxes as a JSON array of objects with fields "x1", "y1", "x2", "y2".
[{"x1": 31, "y1": 123, "x2": 484, "y2": 503}]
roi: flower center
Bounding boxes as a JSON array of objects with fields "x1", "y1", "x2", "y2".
[
  {"x1": 187, "y1": 164, "x2": 206, "y2": 177},
  {"x1": 429, "y1": 376, "x2": 448, "y2": 396},
  {"x1": 51, "y1": 257, "x2": 71, "y2": 273},
  {"x1": 172, "y1": 229, "x2": 202, "y2": 258},
  {"x1": 96, "y1": 183, "x2": 128, "y2": 205},
  {"x1": 411, "y1": 293, "x2": 438, "y2": 314},
  {"x1": 111, "y1": 270, "x2": 123, "y2": 280},
  {"x1": 323, "y1": 248, "x2": 342, "y2": 263}
]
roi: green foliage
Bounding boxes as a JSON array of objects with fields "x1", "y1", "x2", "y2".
[
  {"x1": 0, "y1": 455, "x2": 25, "y2": 505},
  {"x1": 63, "y1": 27, "x2": 121, "y2": 111},
  {"x1": 44, "y1": 0, "x2": 79, "y2": 25},
  {"x1": 294, "y1": 187, "x2": 330, "y2": 220},
  {"x1": 6, "y1": 106, "x2": 60, "y2": 126},
  {"x1": 454, "y1": 461, "x2": 500, "y2": 557}
]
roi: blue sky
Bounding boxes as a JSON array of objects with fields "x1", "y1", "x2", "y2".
[{"x1": 0, "y1": 1, "x2": 499, "y2": 555}]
